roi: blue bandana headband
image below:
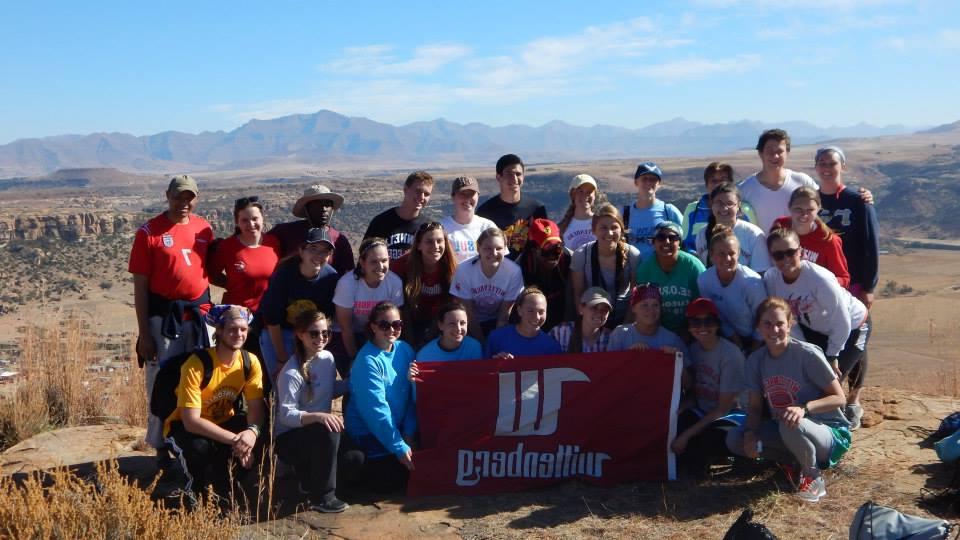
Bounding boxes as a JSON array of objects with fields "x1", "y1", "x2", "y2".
[
  {"x1": 815, "y1": 146, "x2": 846, "y2": 165},
  {"x1": 205, "y1": 304, "x2": 254, "y2": 327}
]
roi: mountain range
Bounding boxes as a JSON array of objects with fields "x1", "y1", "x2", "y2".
[{"x1": 0, "y1": 110, "x2": 931, "y2": 176}]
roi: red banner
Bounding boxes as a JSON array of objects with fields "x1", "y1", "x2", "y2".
[{"x1": 407, "y1": 350, "x2": 682, "y2": 497}]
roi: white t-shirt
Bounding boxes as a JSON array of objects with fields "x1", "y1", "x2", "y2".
[
  {"x1": 695, "y1": 219, "x2": 771, "y2": 273},
  {"x1": 737, "y1": 169, "x2": 817, "y2": 232},
  {"x1": 450, "y1": 257, "x2": 524, "y2": 322},
  {"x1": 332, "y1": 271, "x2": 405, "y2": 333},
  {"x1": 441, "y1": 215, "x2": 497, "y2": 264},
  {"x1": 563, "y1": 217, "x2": 595, "y2": 251}
]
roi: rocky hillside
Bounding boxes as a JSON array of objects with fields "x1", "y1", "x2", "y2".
[{"x1": 0, "y1": 212, "x2": 134, "y2": 242}]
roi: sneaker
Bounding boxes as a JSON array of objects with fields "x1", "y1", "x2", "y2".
[
  {"x1": 796, "y1": 475, "x2": 826, "y2": 503},
  {"x1": 310, "y1": 497, "x2": 349, "y2": 513},
  {"x1": 846, "y1": 404, "x2": 864, "y2": 431},
  {"x1": 163, "y1": 488, "x2": 200, "y2": 511}
]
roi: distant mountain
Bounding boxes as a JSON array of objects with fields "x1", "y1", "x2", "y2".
[
  {"x1": 0, "y1": 110, "x2": 929, "y2": 176},
  {"x1": 920, "y1": 120, "x2": 960, "y2": 134}
]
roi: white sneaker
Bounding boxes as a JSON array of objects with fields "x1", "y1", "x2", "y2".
[{"x1": 796, "y1": 474, "x2": 825, "y2": 502}]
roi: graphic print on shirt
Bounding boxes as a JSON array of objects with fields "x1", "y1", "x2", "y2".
[
  {"x1": 784, "y1": 294, "x2": 817, "y2": 328},
  {"x1": 762, "y1": 374, "x2": 800, "y2": 412},
  {"x1": 387, "y1": 232, "x2": 415, "y2": 259},
  {"x1": 205, "y1": 386, "x2": 240, "y2": 421},
  {"x1": 820, "y1": 208, "x2": 852, "y2": 229},
  {"x1": 504, "y1": 218, "x2": 530, "y2": 254},
  {"x1": 695, "y1": 363, "x2": 720, "y2": 404}
]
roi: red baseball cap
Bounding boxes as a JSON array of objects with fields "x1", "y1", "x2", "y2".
[
  {"x1": 528, "y1": 218, "x2": 562, "y2": 249},
  {"x1": 686, "y1": 297, "x2": 719, "y2": 318}
]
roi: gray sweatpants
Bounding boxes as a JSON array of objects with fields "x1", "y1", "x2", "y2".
[
  {"x1": 726, "y1": 418, "x2": 835, "y2": 473},
  {"x1": 144, "y1": 316, "x2": 213, "y2": 449}
]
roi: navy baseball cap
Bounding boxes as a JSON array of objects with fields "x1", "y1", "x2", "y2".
[{"x1": 634, "y1": 162, "x2": 663, "y2": 180}]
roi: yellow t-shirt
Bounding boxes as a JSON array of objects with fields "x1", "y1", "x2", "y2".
[{"x1": 163, "y1": 347, "x2": 264, "y2": 437}]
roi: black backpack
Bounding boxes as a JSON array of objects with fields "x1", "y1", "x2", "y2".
[
  {"x1": 724, "y1": 509, "x2": 779, "y2": 540},
  {"x1": 150, "y1": 348, "x2": 252, "y2": 421}
]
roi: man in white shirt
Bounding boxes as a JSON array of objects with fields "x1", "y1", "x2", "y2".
[
  {"x1": 441, "y1": 176, "x2": 496, "y2": 264},
  {"x1": 737, "y1": 129, "x2": 818, "y2": 232}
]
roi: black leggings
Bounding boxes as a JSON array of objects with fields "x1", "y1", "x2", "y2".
[
  {"x1": 801, "y1": 315, "x2": 871, "y2": 390},
  {"x1": 275, "y1": 423, "x2": 364, "y2": 503}
]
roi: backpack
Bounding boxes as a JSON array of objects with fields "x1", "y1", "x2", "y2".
[
  {"x1": 723, "y1": 508, "x2": 779, "y2": 540},
  {"x1": 936, "y1": 430, "x2": 960, "y2": 464},
  {"x1": 933, "y1": 412, "x2": 960, "y2": 442},
  {"x1": 849, "y1": 501, "x2": 953, "y2": 540},
  {"x1": 150, "y1": 348, "x2": 252, "y2": 421}
]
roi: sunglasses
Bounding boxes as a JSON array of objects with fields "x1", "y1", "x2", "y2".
[
  {"x1": 687, "y1": 317, "x2": 718, "y2": 328},
  {"x1": 771, "y1": 247, "x2": 800, "y2": 261},
  {"x1": 541, "y1": 246, "x2": 563, "y2": 259},
  {"x1": 654, "y1": 233, "x2": 681, "y2": 243},
  {"x1": 308, "y1": 329, "x2": 330, "y2": 340},
  {"x1": 374, "y1": 319, "x2": 404, "y2": 332},
  {"x1": 234, "y1": 195, "x2": 260, "y2": 210},
  {"x1": 418, "y1": 221, "x2": 443, "y2": 232}
]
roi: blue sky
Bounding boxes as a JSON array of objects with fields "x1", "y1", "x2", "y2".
[{"x1": 1, "y1": 0, "x2": 957, "y2": 144}]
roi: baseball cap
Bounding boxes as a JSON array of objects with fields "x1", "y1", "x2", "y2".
[
  {"x1": 528, "y1": 218, "x2": 563, "y2": 249},
  {"x1": 634, "y1": 162, "x2": 663, "y2": 180},
  {"x1": 654, "y1": 221, "x2": 683, "y2": 237},
  {"x1": 167, "y1": 174, "x2": 198, "y2": 195},
  {"x1": 451, "y1": 176, "x2": 479, "y2": 196},
  {"x1": 580, "y1": 287, "x2": 612, "y2": 308},
  {"x1": 631, "y1": 282, "x2": 662, "y2": 306},
  {"x1": 304, "y1": 227, "x2": 334, "y2": 247},
  {"x1": 569, "y1": 174, "x2": 598, "y2": 191},
  {"x1": 686, "y1": 298, "x2": 719, "y2": 318}
]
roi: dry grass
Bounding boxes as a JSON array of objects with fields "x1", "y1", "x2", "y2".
[
  {"x1": 0, "y1": 460, "x2": 240, "y2": 539},
  {"x1": 0, "y1": 317, "x2": 146, "y2": 450}
]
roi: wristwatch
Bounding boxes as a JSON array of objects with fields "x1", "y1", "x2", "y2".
[{"x1": 802, "y1": 404, "x2": 810, "y2": 417}]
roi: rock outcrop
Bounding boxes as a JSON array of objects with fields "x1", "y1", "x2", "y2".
[{"x1": 0, "y1": 212, "x2": 134, "y2": 242}]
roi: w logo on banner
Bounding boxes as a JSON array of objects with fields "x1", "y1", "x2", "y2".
[{"x1": 495, "y1": 368, "x2": 590, "y2": 436}]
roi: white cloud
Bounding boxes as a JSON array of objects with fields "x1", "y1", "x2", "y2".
[
  {"x1": 322, "y1": 43, "x2": 470, "y2": 76},
  {"x1": 643, "y1": 54, "x2": 762, "y2": 81},
  {"x1": 878, "y1": 28, "x2": 960, "y2": 51}
]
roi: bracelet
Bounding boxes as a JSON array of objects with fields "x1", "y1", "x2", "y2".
[
  {"x1": 246, "y1": 424, "x2": 261, "y2": 439},
  {"x1": 802, "y1": 404, "x2": 810, "y2": 417}
]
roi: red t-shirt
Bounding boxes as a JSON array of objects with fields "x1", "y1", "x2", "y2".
[
  {"x1": 208, "y1": 234, "x2": 281, "y2": 312},
  {"x1": 128, "y1": 213, "x2": 214, "y2": 302},
  {"x1": 772, "y1": 216, "x2": 851, "y2": 289},
  {"x1": 390, "y1": 253, "x2": 449, "y2": 323}
]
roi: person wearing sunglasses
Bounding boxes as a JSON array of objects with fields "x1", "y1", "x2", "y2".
[
  {"x1": 485, "y1": 287, "x2": 562, "y2": 359},
  {"x1": 515, "y1": 218, "x2": 573, "y2": 332},
  {"x1": 634, "y1": 221, "x2": 706, "y2": 337},
  {"x1": 771, "y1": 186, "x2": 851, "y2": 289},
  {"x1": 441, "y1": 176, "x2": 497, "y2": 264},
  {"x1": 672, "y1": 298, "x2": 746, "y2": 473},
  {"x1": 208, "y1": 196, "x2": 281, "y2": 359},
  {"x1": 260, "y1": 227, "x2": 341, "y2": 385},
  {"x1": 390, "y1": 221, "x2": 457, "y2": 348},
  {"x1": 621, "y1": 161, "x2": 684, "y2": 260},
  {"x1": 274, "y1": 310, "x2": 357, "y2": 513},
  {"x1": 694, "y1": 182, "x2": 770, "y2": 273},
  {"x1": 345, "y1": 301, "x2": 417, "y2": 493},
  {"x1": 763, "y1": 228, "x2": 870, "y2": 429},
  {"x1": 334, "y1": 237, "x2": 405, "y2": 368}
]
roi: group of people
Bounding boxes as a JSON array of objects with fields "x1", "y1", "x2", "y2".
[{"x1": 129, "y1": 128, "x2": 879, "y2": 510}]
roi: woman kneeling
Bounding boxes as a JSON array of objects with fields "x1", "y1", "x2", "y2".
[{"x1": 726, "y1": 297, "x2": 851, "y2": 503}]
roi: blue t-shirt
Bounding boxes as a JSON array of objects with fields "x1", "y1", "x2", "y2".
[
  {"x1": 623, "y1": 199, "x2": 683, "y2": 260},
  {"x1": 607, "y1": 324, "x2": 691, "y2": 366},
  {"x1": 485, "y1": 325, "x2": 562, "y2": 358},
  {"x1": 345, "y1": 340, "x2": 417, "y2": 459},
  {"x1": 416, "y1": 336, "x2": 484, "y2": 362}
]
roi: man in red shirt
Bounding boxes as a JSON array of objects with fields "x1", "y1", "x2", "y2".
[{"x1": 129, "y1": 175, "x2": 215, "y2": 455}]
